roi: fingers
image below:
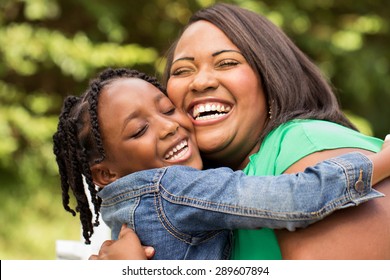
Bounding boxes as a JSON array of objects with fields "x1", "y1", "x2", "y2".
[
  {"x1": 89, "y1": 224, "x2": 155, "y2": 260},
  {"x1": 143, "y1": 246, "x2": 156, "y2": 259},
  {"x1": 118, "y1": 224, "x2": 135, "y2": 239},
  {"x1": 100, "y1": 239, "x2": 114, "y2": 248},
  {"x1": 118, "y1": 224, "x2": 155, "y2": 259},
  {"x1": 118, "y1": 226, "x2": 142, "y2": 247},
  {"x1": 92, "y1": 240, "x2": 115, "y2": 260},
  {"x1": 382, "y1": 134, "x2": 390, "y2": 150},
  {"x1": 88, "y1": 254, "x2": 98, "y2": 260}
]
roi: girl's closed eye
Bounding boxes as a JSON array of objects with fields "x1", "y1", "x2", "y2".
[
  {"x1": 159, "y1": 97, "x2": 177, "y2": 115},
  {"x1": 131, "y1": 124, "x2": 148, "y2": 138},
  {"x1": 164, "y1": 107, "x2": 176, "y2": 115}
]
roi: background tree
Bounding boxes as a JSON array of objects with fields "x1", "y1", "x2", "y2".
[{"x1": 0, "y1": 0, "x2": 389, "y2": 259}]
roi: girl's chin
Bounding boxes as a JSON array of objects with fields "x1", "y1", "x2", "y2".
[{"x1": 190, "y1": 160, "x2": 203, "y2": 170}]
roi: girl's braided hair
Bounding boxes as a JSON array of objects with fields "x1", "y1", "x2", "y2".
[{"x1": 53, "y1": 68, "x2": 166, "y2": 244}]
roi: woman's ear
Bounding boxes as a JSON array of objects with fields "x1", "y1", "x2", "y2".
[{"x1": 91, "y1": 163, "x2": 119, "y2": 188}]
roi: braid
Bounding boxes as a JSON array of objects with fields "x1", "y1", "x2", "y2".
[
  {"x1": 53, "y1": 96, "x2": 79, "y2": 217},
  {"x1": 88, "y1": 82, "x2": 106, "y2": 164},
  {"x1": 53, "y1": 96, "x2": 97, "y2": 244},
  {"x1": 67, "y1": 119, "x2": 96, "y2": 243},
  {"x1": 53, "y1": 67, "x2": 164, "y2": 244}
]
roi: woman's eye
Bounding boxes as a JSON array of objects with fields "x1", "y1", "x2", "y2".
[
  {"x1": 218, "y1": 60, "x2": 239, "y2": 68},
  {"x1": 132, "y1": 125, "x2": 148, "y2": 138},
  {"x1": 171, "y1": 67, "x2": 191, "y2": 76}
]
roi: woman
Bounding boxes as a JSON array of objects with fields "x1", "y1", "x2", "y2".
[
  {"x1": 91, "y1": 3, "x2": 390, "y2": 259},
  {"x1": 164, "y1": 3, "x2": 390, "y2": 259}
]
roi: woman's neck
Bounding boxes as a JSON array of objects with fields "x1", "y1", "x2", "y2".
[{"x1": 202, "y1": 141, "x2": 261, "y2": 170}]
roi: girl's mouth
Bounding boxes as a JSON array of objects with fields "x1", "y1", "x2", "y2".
[{"x1": 164, "y1": 139, "x2": 189, "y2": 161}]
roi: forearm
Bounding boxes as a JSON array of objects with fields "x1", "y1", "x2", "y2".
[{"x1": 162, "y1": 152, "x2": 382, "y2": 232}]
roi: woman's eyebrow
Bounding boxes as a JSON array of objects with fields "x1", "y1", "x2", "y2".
[
  {"x1": 172, "y1": 56, "x2": 194, "y2": 65},
  {"x1": 172, "y1": 50, "x2": 242, "y2": 65},
  {"x1": 212, "y1": 49, "x2": 242, "y2": 56}
]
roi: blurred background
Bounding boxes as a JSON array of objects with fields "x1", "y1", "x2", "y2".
[{"x1": 0, "y1": 0, "x2": 389, "y2": 259}]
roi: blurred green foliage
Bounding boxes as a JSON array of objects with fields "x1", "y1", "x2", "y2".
[{"x1": 0, "y1": 0, "x2": 389, "y2": 259}]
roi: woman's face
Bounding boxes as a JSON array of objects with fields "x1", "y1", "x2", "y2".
[{"x1": 167, "y1": 20, "x2": 268, "y2": 169}]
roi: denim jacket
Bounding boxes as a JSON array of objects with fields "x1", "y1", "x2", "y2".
[{"x1": 98, "y1": 152, "x2": 382, "y2": 260}]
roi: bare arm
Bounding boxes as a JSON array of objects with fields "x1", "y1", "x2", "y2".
[{"x1": 276, "y1": 145, "x2": 390, "y2": 259}]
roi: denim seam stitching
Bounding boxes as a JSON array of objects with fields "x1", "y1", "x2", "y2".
[{"x1": 155, "y1": 185, "x2": 224, "y2": 245}]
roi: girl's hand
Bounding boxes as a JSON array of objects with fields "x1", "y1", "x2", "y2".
[
  {"x1": 89, "y1": 224, "x2": 155, "y2": 260},
  {"x1": 382, "y1": 134, "x2": 390, "y2": 149}
]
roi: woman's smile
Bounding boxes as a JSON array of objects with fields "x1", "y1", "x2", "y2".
[{"x1": 188, "y1": 98, "x2": 232, "y2": 124}]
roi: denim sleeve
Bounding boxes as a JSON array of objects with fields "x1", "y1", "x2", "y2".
[{"x1": 158, "y1": 152, "x2": 383, "y2": 233}]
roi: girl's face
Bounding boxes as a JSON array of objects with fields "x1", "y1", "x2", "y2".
[
  {"x1": 167, "y1": 20, "x2": 268, "y2": 169},
  {"x1": 97, "y1": 78, "x2": 202, "y2": 179}
]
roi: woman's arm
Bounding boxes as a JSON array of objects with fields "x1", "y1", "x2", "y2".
[{"x1": 276, "y1": 146, "x2": 390, "y2": 259}]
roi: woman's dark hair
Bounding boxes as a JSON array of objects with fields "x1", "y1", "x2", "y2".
[
  {"x1": 163, "y1": 3, "x2": 356, "y2": 140},
  {"x1": 53, "y1": 68, "x2": 166, "y2": 244}
]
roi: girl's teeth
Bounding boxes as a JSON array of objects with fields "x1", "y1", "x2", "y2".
[
  {"x1": 169, "y1": 147, "x2": 189, "y2": 161},
  {"x1": 165, "y1": 140, "x2": 188, "y2": 160}
]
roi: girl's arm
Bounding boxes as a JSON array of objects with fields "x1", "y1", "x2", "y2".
[
  {"x1": 100, "y1": 150, "x2": 384, "y2": 244},
  {"x1": 370, "y1": 134, "x2": 390, "y2": 184},
  {"x1": 90, "y1": 137, "x2": 390, "y2": 259},
  {"x1": 157, "y1": 152, "x2": 382, "y2": 232},
  {"x1": 88, "y1": 224, "x2": 154, "y2": 260}
]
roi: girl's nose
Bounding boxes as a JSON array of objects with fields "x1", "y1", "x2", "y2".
[{"x1": 158, "y1": 117, "x2": 179, "y2": 139}]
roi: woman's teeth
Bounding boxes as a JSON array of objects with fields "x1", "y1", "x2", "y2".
[
  {"x1": 192, "y1": 103, "x2": 231, "y2": 120},
  {"x1": 165, "y1": 140, "x2": 188, "y2": 160}
]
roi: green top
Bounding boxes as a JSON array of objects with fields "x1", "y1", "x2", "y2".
[{"x1": 231, "y1": 119, "x2": 383, "y2": 260}]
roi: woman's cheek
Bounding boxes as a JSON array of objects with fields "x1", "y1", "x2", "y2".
[{"x1": 167, "y1": 82, "x2": 185, "y2": 110}]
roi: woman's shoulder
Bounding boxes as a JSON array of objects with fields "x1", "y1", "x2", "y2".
[
  {"x1": 274, "y1": 119, "x2": 359, "y2": 138},
  {"x1": 270, "y1": 119, "x2": 382, "y2": 150},
  {"x1": 252, "y1": 119, "x2": 382, "y2": 175}
]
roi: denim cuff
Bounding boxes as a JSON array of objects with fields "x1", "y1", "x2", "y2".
[{"x1": 328, "y1": 152, "x2": 384, "y2": 205}]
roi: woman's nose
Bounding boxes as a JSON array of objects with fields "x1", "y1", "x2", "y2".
[
  {"x1": 158, "y1": 117, "x2": 179, "y2": 139},
  {"x1": 189, "y1": 69, "x2": 219, "y2": 93}
]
